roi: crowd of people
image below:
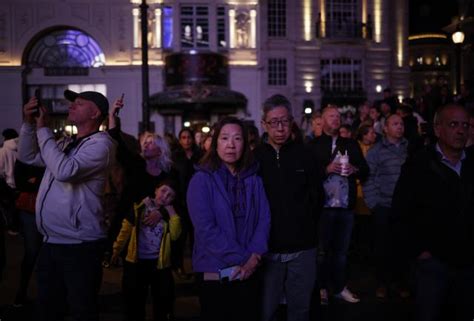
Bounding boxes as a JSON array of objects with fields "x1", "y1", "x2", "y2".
[{"x1": 0, "y1": 86, "x2": 473, "y2": 321}]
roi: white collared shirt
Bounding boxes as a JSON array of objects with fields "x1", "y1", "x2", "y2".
[{"x1": 435, "y1": 143, "x2": 466, "y2": 176}]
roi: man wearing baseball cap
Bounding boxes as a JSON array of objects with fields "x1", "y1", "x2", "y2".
[{"x1": 18, "y1": 90, "x2": 116, "y2": 321}]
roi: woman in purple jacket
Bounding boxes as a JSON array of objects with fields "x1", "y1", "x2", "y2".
[{"x1": 187, "y1": 117, "x2": 271, "y2": 321}]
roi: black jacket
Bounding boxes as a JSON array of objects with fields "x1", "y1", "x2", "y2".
[
  {"x1": 309, "y1": 133, "x2": 369, "y2": 209},
  {"x1": 392, "y1": 146, "x2": 474, "y2": 267},
  {"x1": 254, "y1": 139, "x2": 323, "y2": 253}
]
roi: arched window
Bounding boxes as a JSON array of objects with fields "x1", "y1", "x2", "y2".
[{"x1": 26, "y1": 29, "x2": 105, "y2": 68}]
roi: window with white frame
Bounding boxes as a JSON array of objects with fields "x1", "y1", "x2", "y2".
[
  {"x1": 268, "y1": 0, "x2": 286, "y2": 37},
  {"x1": 320, "y1": 58, "x2": 363, "y2": 91},
  {"x1": 325, "y1": 0, "x2": 359, "y2": 38},
  {"x1": 180, "y1": 5, "x2": 209, "y2": 48},
  {"x1": 217, "y1": 6, "x2": 227, "y2": 49},
  {"x1": 268, "y1": 58, "x2": 287, "y2": 86}
]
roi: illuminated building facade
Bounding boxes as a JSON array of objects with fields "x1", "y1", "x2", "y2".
[{"x1": 0, "y1": 0, "x2": 408, "y2": 136}]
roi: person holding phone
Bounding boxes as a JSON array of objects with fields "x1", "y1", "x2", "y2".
[
  {"x1": 187, "y1": 117, "x2": 271, "y2": 321},
  {"x1": 18, "y1": 90, "x2": 116, "y2": 321}
]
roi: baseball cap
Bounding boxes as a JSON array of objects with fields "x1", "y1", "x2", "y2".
[
  {"x1": 64, "y1": 90, "x2": 109, "y2": 116},
  {"x1": 2, "y1": 128, "x2": 18, "y2": 140}
]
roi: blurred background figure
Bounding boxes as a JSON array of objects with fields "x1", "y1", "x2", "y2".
[
  {"x1": 0, "y1": 128, "x2": 19, "y2": 235},
  {"x1": 172, "y1": 128, "x2": 202, "y2": 279},
  {"x1": 12, "y1": 160, "x2": 44, "y2": 307},
  {"x1": 247, "y1": 124, "x2": 260, "y2": 151},
  {"x1": 339, "y1": 125, "x2": 353, "y2": 139},
  {"x1": 200, "y1": 133, "x2": 213, "y2": 153},
  {"x1": 194, "y1": 131, "x2": 203, "y2": 149}
]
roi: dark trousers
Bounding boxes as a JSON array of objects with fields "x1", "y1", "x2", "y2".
[
  {"x1": 37, "y1": 240, "x2": 105, "y2": 321},
  {"x1": 171, "y1": 209, "x2": 193, "y2": 271},
  {"x1": 415, "y1": 257, "x2": 474, "y2": 321},
  {"x1": 16, "y1": 211, "x2": 43, "y2": 302},
  {"x1": 373, "y1": 206, "x2": 392, "y2": 286},
  {"x1": 0, "y1": 225, "x2": 4, "y2": 282},
  {"x1": 122, "y1": 260, "x2": 175, "y2": 321},
  {"x1": 262, "y1": 248, "x2": 317, "y2": 321},
  {"x1": 198, "y1": 272, "x2": 261, "y2": 321},
  {"x1": 318, "y1": 208, "x2": 354, "y2": 293}
]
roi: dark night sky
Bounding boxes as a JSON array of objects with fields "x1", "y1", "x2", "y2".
[{"x1": 409, "y1": 0, "x2": 459, "y2": 34}]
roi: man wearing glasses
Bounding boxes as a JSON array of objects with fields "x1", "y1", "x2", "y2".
[
  {"x1": 392, "y1": 104, "x2": 474, "y2": 321},
  {"x1": 254, "y1": 94, "x2": 323, "y2": 321}
]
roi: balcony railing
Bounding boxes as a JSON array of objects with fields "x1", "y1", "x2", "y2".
[{"x1": 316, "y1": 14, "x2": 373, "y2": 40}]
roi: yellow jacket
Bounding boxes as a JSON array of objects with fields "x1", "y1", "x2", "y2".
[
  {"x1": 112, "y1": 201, "x2": 182, "y2": 269},
  {"x1": 354, "y1": 141, "x2": 373, "y2": 215}
]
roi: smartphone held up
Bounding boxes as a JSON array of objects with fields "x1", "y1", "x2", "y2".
[
  {"x1": 33, "y1": 88, "x2": 41, "y2": 117},
  {"x1": 115, "y1": 93, "x2": 125, "y2": 116}
]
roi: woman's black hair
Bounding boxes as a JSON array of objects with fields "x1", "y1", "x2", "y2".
[{"x1": 200, "y1": 116, "x2": 253, "y2": 172}]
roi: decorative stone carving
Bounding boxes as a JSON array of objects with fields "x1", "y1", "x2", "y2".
[
  {"x1": 71, "y1": 4, "x2": 89, "y2": 22},
  {"x1": 37, "y1": 4, "x2": 54, "y2": 22},
  {"x1": 92, "y1": 5, "x2": 110, "y2": 38},
  {"x1": 235, "y1": 9, "x2": 250, "y2": 48},
  {"x1": 15, "y1": 5, "x2": 33, "y2": 40},
  {"x1": 112, "y1": 6, "x2": 128, "y2": 54},
  {"x1": 0, "y1": 9, "x2": 8, "y2": 55}
]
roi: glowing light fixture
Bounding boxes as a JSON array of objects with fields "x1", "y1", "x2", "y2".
[
  {"x1": 133, "y1": 8, "x2": 140, "y2": 48},
  {"x1": 452, "y1": 30, "x2": 465, "y2": 44},
  {"x1": 202, "y1": 126, "x2": 211, "y2": 133},
  {"x1": 229, "y1": 9, "x2": 236, "y2": 48},
  {"x1": 250, "y1": 10, "x2": 257, "y2": 48},
  {"x1": 184, "y1": 121, "x2": 191, "y2": 128},
  {"x1": 65, "y1": 125, "x2": 78, "y2": 135},
  {"x1": 408, "y1": 33, "x2": 447, "y2": 41},
  {"x1": 374, "y1": 0, "x2": 382, "y2": 43},
  {"x1": 154, "y1": 8, "x2": 162, "y2": 48},
  {"x1": 376, "y1": 85, "x2": 382, "y2": 93},
  {"x1": 320, "y1": 0, "x2": 326, "y2": 37},
  {"x1": 303, "y1": 0, "x2": 312, "y2": 41}
]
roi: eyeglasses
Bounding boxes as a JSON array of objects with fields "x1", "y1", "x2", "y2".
[{"x1": 265, "y1": 118, "x2": 293, "y2": 128}]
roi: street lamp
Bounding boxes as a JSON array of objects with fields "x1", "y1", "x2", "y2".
[{"x1": 452, "y1": 27, "x2": 465, "y2": 95}]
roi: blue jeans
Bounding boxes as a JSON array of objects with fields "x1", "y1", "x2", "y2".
[
  {"x1": 37, "y1": 240, "x2": 105, "y2": 321},
  {"x1": 415, "y1": 257, "x2": 474, "y2": 321},
  {"x1": 262, "y1": 248, "x2": 317, "y2": 321},
  {"x1": 318, "y1": 208, "x2": 354, "y2": 293},
  {"x1": 16, "y1": 211, "x2": 43, "y2": 302}
]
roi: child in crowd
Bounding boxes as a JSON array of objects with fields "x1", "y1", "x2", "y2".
[{"x1": 112, "y1": 179, "x2": 181, "y2": 321}]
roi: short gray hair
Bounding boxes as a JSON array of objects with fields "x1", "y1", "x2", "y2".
[
  {"x1": 262, "y1": 94, "x2": 293, "y2": 120},
  {"x1": 433, "y1": 104, "x2": 467, "y2": 125}
]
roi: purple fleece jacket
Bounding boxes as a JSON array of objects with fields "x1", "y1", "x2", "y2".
[{"x1": 187, "y1": 162, "x2": 271, "y2": 273}]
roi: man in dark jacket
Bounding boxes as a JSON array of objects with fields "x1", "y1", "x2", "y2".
[
  {"x1": 310, "y1": 106, "x2": 369, "y2": 304},
  {"x1": 255, "y1": 94, "x2": 323, "y2": 321},
  {"x1": 392, "y1": 104, "x2": 474, "y2": 321}
]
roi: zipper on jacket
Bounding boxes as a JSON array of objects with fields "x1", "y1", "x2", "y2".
[
  {"x1": 38, "y1": 176, "x2": 55, "y2": 243},
  {"x1": 276, "y1": 150, "x2": 280, "y2": 168}
]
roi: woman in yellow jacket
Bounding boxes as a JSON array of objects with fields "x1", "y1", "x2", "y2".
[
  {"x1": 353, "y1": 124, "x2": 377, "y2": 261},
  {"x1": 112, "y1": 180, "x2": 181, "y2": 321}
]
